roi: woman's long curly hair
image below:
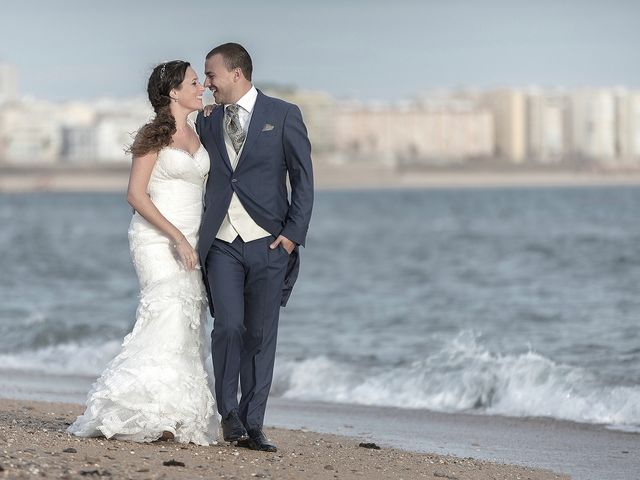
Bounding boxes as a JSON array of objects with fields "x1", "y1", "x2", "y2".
[{"x1": 128, "y1": 60, "x2": 190, "y2": 157}]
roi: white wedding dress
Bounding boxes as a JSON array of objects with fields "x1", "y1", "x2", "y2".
[{"x1": 68, "y1": 135, "x2": 218, "y2": 445}]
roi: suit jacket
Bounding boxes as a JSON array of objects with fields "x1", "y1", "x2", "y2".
[{"x1": 196, "y1": 90, "x2": 314, "y2": 316}]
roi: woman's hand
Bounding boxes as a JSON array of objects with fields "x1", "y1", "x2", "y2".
[
  {"x1": 202, "y1": 103, "x2": 220, "y2": 117},
  {"x1": 174, "y1": 236, "x2": 199, "y2": 270}
]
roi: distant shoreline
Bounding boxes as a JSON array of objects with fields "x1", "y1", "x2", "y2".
[{"x1": 2, "y1": 164, "x2": 640, "y2": 192}]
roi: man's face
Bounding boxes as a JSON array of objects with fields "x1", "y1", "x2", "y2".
[{"x1": 204, "y1": 54, "x2": 236, "y2": 105}]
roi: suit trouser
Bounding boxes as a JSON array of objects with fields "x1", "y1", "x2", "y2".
[{"x1": 206, "y1": 235, "x2": 289, "y2": 430}]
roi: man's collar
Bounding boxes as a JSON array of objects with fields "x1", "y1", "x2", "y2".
[{"x1": 227, "y1": 85, "x2": 257, "y2": 114}]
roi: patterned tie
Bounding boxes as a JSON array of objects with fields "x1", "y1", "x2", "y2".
[{"x1": 224, "y1": 104, "x2": 246, "y2": 154}]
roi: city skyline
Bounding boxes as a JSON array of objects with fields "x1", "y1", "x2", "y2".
[
  {"x1": 2, "y1": 82, "x2": 639, "y2": 167},
  {"x1": 2, "y1": 0, "x2": 640, "y2": 102}
]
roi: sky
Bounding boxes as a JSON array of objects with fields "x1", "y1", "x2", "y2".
[{"x1": 1, "y1": 0, "x2": 639, "y2": 102}]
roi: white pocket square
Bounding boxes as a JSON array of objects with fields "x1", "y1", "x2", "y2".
[{"x1": 262, "y1": 123, "x2": 275, "y2": 132}]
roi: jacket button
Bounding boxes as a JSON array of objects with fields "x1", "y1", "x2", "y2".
[{"x1": 231, "y1": 178, "x2": 238, "y2": 183}]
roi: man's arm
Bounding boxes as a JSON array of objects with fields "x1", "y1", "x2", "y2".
[{"x1": 279, "y1": 104, "x2": 314, "y2": 248}]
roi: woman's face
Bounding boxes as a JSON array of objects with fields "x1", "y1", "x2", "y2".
[{"x1": 173, "y1": 66, "x2": 204, "y2": 111}]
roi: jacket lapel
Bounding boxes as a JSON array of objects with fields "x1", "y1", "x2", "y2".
[
  {"x1": 211, "y1": 106, "x2": 232, "y2": 172},
  {"x1": 236, "y1": 90, "x2": 269, "y2": 169}
]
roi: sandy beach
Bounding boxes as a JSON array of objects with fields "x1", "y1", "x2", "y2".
[
  {"x1": 0, "y1": 398, "x2": 570, "y2": 480},
  {"x1": 2, "y1": 164, "x2": 640, "y2": 193}
]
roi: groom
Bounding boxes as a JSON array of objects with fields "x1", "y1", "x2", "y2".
[{"x1": 196, "y1": 43, "x2": 314, "y2": 452}]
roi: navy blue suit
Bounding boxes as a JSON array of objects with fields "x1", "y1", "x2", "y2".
[{"x1": 196, "y1": 90, "x2": 313, "y2": 429}]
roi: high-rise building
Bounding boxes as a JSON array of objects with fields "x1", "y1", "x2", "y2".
[
  {"x1": 481, "y1": 89, "x2": 527, "y2": 163},
  {"x1": 58, "y1": 101, "x2": 97, "y2": 163},
  {"x1": 526, "y1": 89, "x2": 566, "y2": 163},
  {"x1": 60, "y1": 98, "x2": 151, "y2": 163},
  {"x1": 61, "y1": 126, "x2": 97, "y2": 163},
  {"x1": 0, "y1": 63, "x2": 18, "y2": 104},
  {"x1": 0, "y1": 100, "x2": 61, "y2": 164},
  {"x1": 334, "y1": 102, "x2": 494, "y2": 167},
  {"x1": 568, "y1": 89, "x2": 616, "y2": 161},
  {"x1": 615, "y1": 90, "x2": 640, "y2": 164},
  {"x1": 94, "y1": 114, "x2": 146, "y2": 162}
]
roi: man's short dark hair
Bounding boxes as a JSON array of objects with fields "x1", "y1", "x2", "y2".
[{"x1": 206, "y1": 43, "x2": 253, "y2": 81}]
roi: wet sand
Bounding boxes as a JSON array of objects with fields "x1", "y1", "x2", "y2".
[{"x1": 266, "y1": 398, "x2": 640, "y2": 480}]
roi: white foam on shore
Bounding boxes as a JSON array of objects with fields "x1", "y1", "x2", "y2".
[
  {"x1": 2, "y1": 331, "x2": 639, "y2": 430},
  {"x1": 0, "y1": 341, "x2": 122, "y2": 376},
  {"x1": 273, "y1": 331, "x2": 640, "y2": 430}
]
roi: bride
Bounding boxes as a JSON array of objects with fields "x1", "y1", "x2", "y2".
[{"x1": 67, "y1": 60, "x2": 218, "y2": 445}]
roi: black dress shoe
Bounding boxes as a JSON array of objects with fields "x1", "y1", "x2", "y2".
[
  {"x1": 238, "y1": 428, "x2": 277, "y2": 452},
  {"x1": 221, "y1": 410, "x2": 248, "y2": 442}
]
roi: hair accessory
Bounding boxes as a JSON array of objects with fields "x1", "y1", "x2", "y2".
[{"x1": 160, "y1": 63, "x2": 167, "y2": 80}]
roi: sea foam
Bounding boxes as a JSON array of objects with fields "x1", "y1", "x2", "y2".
[
  {"x1": 2, "y1": 331, "x2": 639, "y2": 430},
  {"x1": 272, "y1": 331, "x2": 640, "y2": 430}
]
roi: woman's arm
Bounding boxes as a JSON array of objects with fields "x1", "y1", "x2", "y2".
[{"x1": 126, "y1": 151, "x2": 198, "y2": 270}]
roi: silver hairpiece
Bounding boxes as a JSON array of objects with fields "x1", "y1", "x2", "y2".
[{"x1": 160, "y1": 63, "x2": 167, "y2": 80}]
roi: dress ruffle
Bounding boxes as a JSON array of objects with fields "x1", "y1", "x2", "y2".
[{"x1": 68, "y1": 144, "x2": 217, "y2": 444}]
